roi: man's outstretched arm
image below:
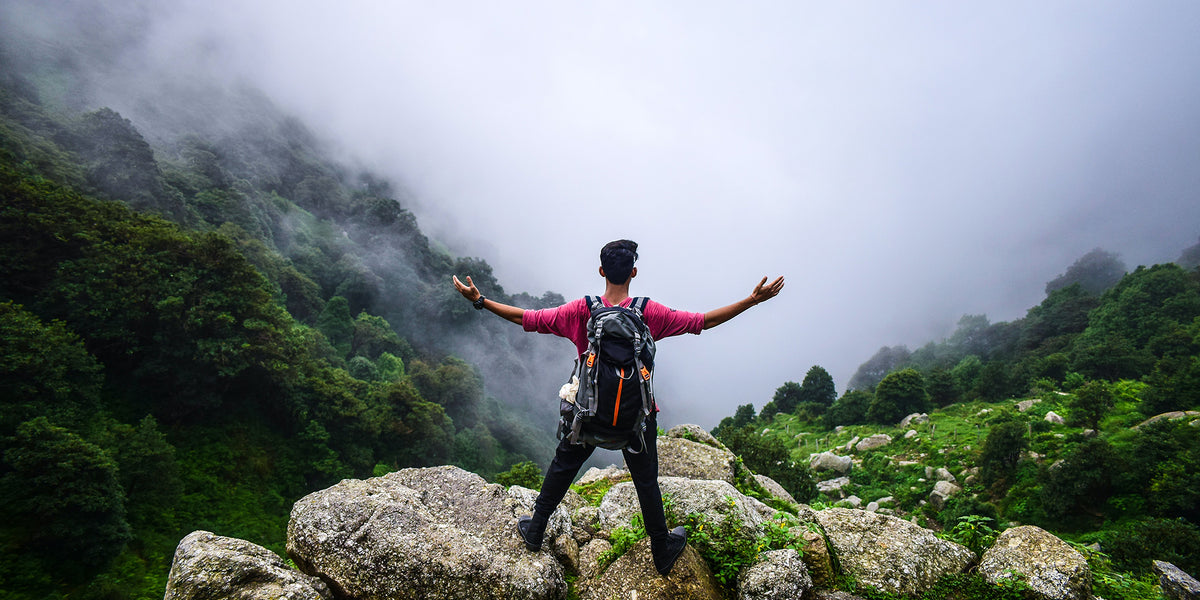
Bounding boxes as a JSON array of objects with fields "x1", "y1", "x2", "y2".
[
  {"x1": 452, "y1": 275, "x2": 525, "y2": 325},
  {"x1": 702, "y1": 276, "x2": 785, "y2": 330}
]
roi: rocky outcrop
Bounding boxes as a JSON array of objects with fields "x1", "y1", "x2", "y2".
[
  {"x1": 164, "y1": 425, "x2": 1100, "y2": 600},
  {"x1": 899, "y1": 413, "x2": 929, "y2": 428},
  {"x1": 738, "y1": 549, "x2": 813, "y2": 600},
  {"x1": 164, "y1": 531, "x2": 332, "y2": 600},
  {"x1": 657, "y1": 436, "x2": 738, "y2": 484},
  {"x1": 817, "y1": 476, "x2": 850, "y2": 493},
  {"x1": 927, "y1": 480, "x2": 961, "y2": 510},
  {"x1": 1135, "y1": 411, "x2": 1200, "y2": 429},
  {"x1": 816, "y1": 508, "x2": 975, "y2": 596},
  {"x1": 576, "y1": 465, "x2": 629, "y2": 486},
  {"x1": 978, "y1": 525, "x2": 1091, "y2": 600},
  {"x1": 667, "y1": 424, "x2": 728, "y2": 449},
  {"x1": 1045, "y1": 411, "x2": 1066, "y2": 425},
  {"x1": 286, "y1": 466, "x2": 567, "y2": 600},
  {"x1": 1154, "y1": 560, "x2": 1200, "y2": 600},
  {"x1": 600, "y1": 477, "x2": 778, "y2": 535},
  {"x1": 755, "y1": 474, "x2": 797, "y2": 504},
  {"x1": 579, "y1": 538, "x2": 721, "y2": 600},
  {"x1": 810, "y1": 451, "x2": 853, "y2": 474},
  {"x1": 1017, "y1": 399, "x2": 1042, "y2": 412},
  {"x1": 854, "y1": 434, "x2": 892, "y2": 452}
]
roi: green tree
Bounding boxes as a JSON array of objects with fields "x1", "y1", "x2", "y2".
[
  {"x1": 798, "y1": 365, "x2": 837, "y2": 407},
  {"x1": 104, "y1": 415, "x2": 182, "y2": 533},
  {"x1": 1045, "y1": 248, "x2": 1126, "y2": 296},
  {"x1": 978, "y1": 420, "x2": 1029, "y2": 490},
  {"x1": 867, "y1": 368, "x2": 928, "y2": 424},
  {"x1": 316, "y1": 296, "x2": 354, "y2": 357},
  {"x1": 758, "y1": 400, "x2": 780, "y2": 421},
  {"x1": 1085, "y1": 263, "x2": 1200, "y2": 354},
  {"x1": 950, "y1": 355, "x2": 983, "y2": 399},
  {"x1": 847, "y1": 345, "x2": 911, "y2": 391},
  {"x1": 376, "y1": 351, "x2": 406, "y2": 382},
  {"x1": 715, "y1": 425, "x2": 817, "y2": 503},
  {"x1": 0, "y1": 301, "x2": 101, "y2": 433},
  {"x1": 410, "y1": 356, "x2": 484, "y2": 429},
  {"x1": 1022, "y1": 284, "x2": 1099, "y2": 350},
  {"x1": 771, "y1": 381, "x2": 802, "y2": 414},
  {"x1": 713, "y1": 403, "x2": 758, "y2": 438},
  {"x1": 351, "y1": 311, "x2": 410, "y2": 360},
  {"x1": 824, "y1": 389, "x2": 873, "y2": 428},
  {"x1": 976, "y1": 361, "x2": 1013, "y2": 401},
  {"x1": 926, "y1": 368, "x2": 957, "y2": 407},
  {"x1": 495, "y1": 460, "x2": 543, "y2": 490},
  {"x1": 347, "y1": 355, "x2": 380, "y2": 381},
  {"x1": 1, "y1": 418, "x2": 131, "y2": 579},
  {"x1": 1066, "y1": 380, "x2": 1115, "y2": 430},
  {"x1": 1039, "y1": 438, "x2": 1117, "y2": 525}
]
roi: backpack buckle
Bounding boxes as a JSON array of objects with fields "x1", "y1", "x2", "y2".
[
  {"x1": 587, "y1": 353, "x2": 596, "y2": 368},
  {"x1": 640, "y1": 366, "x2": 651, "y2": 381}
]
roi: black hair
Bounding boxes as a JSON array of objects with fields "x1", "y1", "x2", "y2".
[{"x1": 600, "y1": 239, "x2": 638, "y2": 284}]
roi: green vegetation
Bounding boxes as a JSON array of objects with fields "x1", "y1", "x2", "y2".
[
  {"x1": 712, "y1": 245, "x2": 1200, "y2": 597},
  {"x1": 597, "y1": 514, "x2": 647, "y2": 572},
  {"x1": 665, "y1": 495, "x2": 809, "y2": 588},
  {"x1": 0, "y1": 59, "x2": 562, "y2": 599}
]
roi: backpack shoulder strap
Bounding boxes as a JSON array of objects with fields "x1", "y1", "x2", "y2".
[
  {"x1": 628, "y1": 297, "x2": 649, "y2": 318},
  {"x1": 584, "y1": 295, "x2": 604, "y2": 313}
]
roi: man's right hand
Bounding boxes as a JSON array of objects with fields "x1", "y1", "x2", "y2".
[{"x1": 452, "y1": 275, "x2": 481, "y2": 302}]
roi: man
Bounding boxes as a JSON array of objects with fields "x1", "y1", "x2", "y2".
[{"x1": 452, "y1": 239, "x2": 784, "y2": 576}]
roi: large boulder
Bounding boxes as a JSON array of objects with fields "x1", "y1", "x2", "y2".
[
  {"x1": 599, "y1": 477, "x2": 775, "y2": 536},
  {"x1": 579, "y1": 537, "x2": 721, "y2": 600},
  {"x1": 1154, "y1": 560, "x2": 1200, "y2": 600},
  {"x1": 754, "y1": 473, "x2": 797, "y2": 505},
  {"x1": 810, "y1": 451, "x2": 853, "y2": 474},
  {"x1": 657, "y1": 436, "x2": 738, "y2": 484},
  {"x1": 164, "y1": 531, "x2": 332, "y2": 600},
  {"x1": 978, "y1": 525, "x2": 1091, "y2": 600},
  {"x1": 1135, "y1": 411, "x2": 1200, "y2": 429},
  {"x1": 854, "y1": 434, "x2": 892, "y2": 452},
  {"x1": 899, "y1": 413, "x2": 929, "y2": 428},
  {"x1": 286, "y1": 466, "x2": 567, "y2": 600},
  {"x1": 576, "y1": 465, "x2": 629, "y2": 486},
  {"x1": 738, "y1": 548, "x2": 813, "y2": 600},
  {"x1": 816, "y1": 508, "x2": 975, "y2": 595},
  {"x1": 800, "y1": 529, "x2": 837, "y2": 588},
  {"x1": 667, "y1": 424, "x2": 728, "y2": 450},
  {"x1": 927, "y1": 480, "x2": 961, "y2": 510},
  {"x1": 817, "y1": 476, "x2": 850, "y2": 493}
]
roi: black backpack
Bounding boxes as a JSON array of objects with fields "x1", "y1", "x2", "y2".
[{"x1": 559, "y1": 296, "x2": 656, "y2": 451}]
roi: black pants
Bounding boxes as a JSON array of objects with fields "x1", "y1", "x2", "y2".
[{"x1": 532, "y1": 415, "x2": 669, "y2": 542}]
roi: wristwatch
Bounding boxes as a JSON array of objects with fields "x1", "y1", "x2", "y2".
[{"x1": 472, "y1": 296, "x2": 487, "y2": 310}]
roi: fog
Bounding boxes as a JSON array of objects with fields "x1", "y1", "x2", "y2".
[{"x1": 7, "y1": 0, "x2": 1200, "y2": 428}]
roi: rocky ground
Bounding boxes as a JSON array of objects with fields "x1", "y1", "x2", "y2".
[{"x1": 162, "y1": 425, "x2": 1194, "y2": 600}]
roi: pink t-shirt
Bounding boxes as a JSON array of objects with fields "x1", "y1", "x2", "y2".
[{"x1": 522, "y1": 297, "x2": 705, "y2": 356}]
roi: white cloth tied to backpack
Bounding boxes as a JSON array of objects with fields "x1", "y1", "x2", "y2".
[{"x1": 559, "y1": 375, "x2": 580, "y2": 403}]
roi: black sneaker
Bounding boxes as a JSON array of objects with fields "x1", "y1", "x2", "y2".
[
  {"x1": 517, "y1": 516, "x2": 544, "y2": 552},
  {"x1": 653, "y1": 526, "x2": 688, "y2": 576}
]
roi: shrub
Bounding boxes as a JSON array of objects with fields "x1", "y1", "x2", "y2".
[
  {"x1": 1098, "y1": 517, "x2": 1200, "y2": 578},
  {"x1": 495, "y1": 460, "x2": 543, "y2": 490},
  {"x1": 937, "y1": 515, "x2": 998, "y2": 556}
]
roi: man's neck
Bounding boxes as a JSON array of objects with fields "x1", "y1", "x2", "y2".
[{"x1": 602, "y1": 281, "x2": 631, "y2": 305}]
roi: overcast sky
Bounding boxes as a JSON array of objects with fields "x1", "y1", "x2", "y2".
[{"x1": 14, "y1": 1, "x2": 1200, "y2": 428}]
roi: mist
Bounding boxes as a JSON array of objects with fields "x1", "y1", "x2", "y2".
[{"x1": 6, "y1": 0, "x2": 1200, "y2": 429}]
